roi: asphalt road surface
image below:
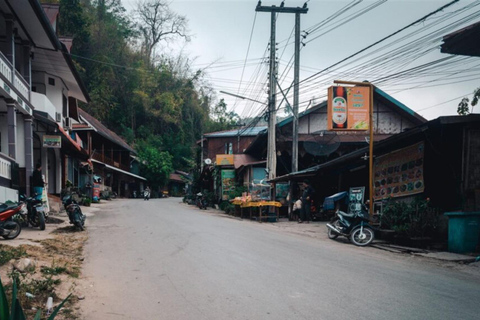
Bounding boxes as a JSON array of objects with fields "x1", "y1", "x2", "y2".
[{"x1": 80, "y1": 198, "x2": 480, "y2": 320}]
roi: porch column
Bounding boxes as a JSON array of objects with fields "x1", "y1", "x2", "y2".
[
  {"x1": 7, "y1": 102, "x2": 17, "y2": 159},
  {"x1": 24, "y1": 115, "x2": 33, "y2": 196},
  {"x1": 5, "y1": 15, "x2": 15, "y2": 78},
  {"x1": 22, "y1": 42, "x2": 32, "y2": 101}
]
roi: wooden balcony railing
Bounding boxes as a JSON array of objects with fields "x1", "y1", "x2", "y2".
[{"x1": 92, "y1": 152, "x2": 130, "y2": 172}]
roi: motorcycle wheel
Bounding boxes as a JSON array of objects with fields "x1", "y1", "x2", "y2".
[
  {"x1": 29, "y1": 211, "x2": 39, "y2": 228},
  {"x1": 327, "y1": 218, "x2": 341, "y2": 240},
  {"x1": 2, "y1": 221, "x2": 22, "y2": 240},
  {"x1": 38, "y1": 212, "x2": 46, "y2": 230},
  {"x1": 350, "y1": 226, "x2": 374, "y2": 246}
]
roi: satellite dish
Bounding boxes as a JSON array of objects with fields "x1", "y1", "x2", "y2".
[
  {"x1": 303, "y1": 131, "x2": 340, "y2": 156},
  {"x1": 204, "y1": 158, "x2": 212, "y2": 165}
]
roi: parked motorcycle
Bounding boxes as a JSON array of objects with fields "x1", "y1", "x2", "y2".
[
  {"x1": 19, "y1": 195, "x2": 47, "y2": 230},
  {"x1": 326, "y1": 207, "x2": 375, "y2": 246},
  {"x1": 196, "y1": 193, "x2": 207, "y2": 210},
  {"x1": 62, "y1": 192, "x2": 86, "y2": 231},
  {"x1": 0, "y1": 202, "x2": 24, "y2": 239}
]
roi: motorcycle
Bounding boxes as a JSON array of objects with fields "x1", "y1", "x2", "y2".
[
  {"x1": 0, "y1": 202, "x2": 24, "y2": 239},
  {"x1": 19, "y1": 195, "x2": 47, "y2": 230},
  {"x1": 62, "y1": 192, "x2": 86, "y2": 231},
  {"x1": 196, "y1": 193, "x2": 207, "y2": 210},
  {"x1": 144, "y1": 189, "x2": 150, "y2": 201},
  {"x1": 326, "y1": 207, "x2": 375, "y2": 246}
]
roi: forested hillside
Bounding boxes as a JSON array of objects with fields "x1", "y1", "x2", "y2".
[{"x1": 49, "y1": 0, "x2": 238, "y2": 187}]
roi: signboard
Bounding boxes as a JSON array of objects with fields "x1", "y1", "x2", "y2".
[
  {"x1": 221, "y1": 169, "x2": 235, "y2": 200},
  {"x1": 327, "y1": 86, "x2": 370, "y2": 130},
  {"x1": 348, "y1": 187, "x2": 365, "y2": 214},
  {"x1": 373, "y1": 142, "x2": 425, "y2": 200},
  {"x1": 216, "y1": 154, "x2": 234, "y2": 166},
  {"x1": 275, "y1": 182, "x2": 289, "y2": 204},
  {"x1": 43, "y1": 135, "x2": 61, "y2": 148}
]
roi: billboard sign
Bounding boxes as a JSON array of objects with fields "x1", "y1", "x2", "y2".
[
  {"x1": 216, "y1": 154, "x2": 234, "y2": 166},
  {"x1": 327, "y1": 86, "x2": 370, "y2": 131},
  {"x1": 221, "y1": 169, "x2": 235, "y2": 200},
  {"x1": 43, "y1": 135, "x2": 61, "y2": 148},
  {"x1": 373, "y1": 142, "x2": 425, "y2": 200}
]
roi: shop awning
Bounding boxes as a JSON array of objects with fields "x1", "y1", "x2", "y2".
[
  {"x1": 91, "y1": 159, "x2": 146, "y2": 180},
  {"x1": 323, "y1": 191, "x2": 348, "y2": 210}
]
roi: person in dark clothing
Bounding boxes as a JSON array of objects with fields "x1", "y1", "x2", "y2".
[
  {"x1": 299, "y1": 179, "x2": 315, "y2": 223},
  {"x1": 32, "y1": 163, "x2": 44, "y2": 200}
]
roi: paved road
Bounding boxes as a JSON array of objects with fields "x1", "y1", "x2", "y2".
[{"x1": 80, "y1": 198, "x2": 480, "y2": 320}]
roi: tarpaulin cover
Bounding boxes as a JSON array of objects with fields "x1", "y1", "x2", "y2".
[{"x1": 323, "y1": 191, "x2": 348, "y2": 210}]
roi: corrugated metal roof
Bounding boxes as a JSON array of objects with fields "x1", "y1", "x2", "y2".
[
  {"x1": 204, "y1": 126, "x2": 267, "y2": 138},
  {"x1": 277, "y1": 86, "x2": 426, "y2": 128}
]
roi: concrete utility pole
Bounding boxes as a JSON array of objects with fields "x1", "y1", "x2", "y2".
[{"x1": 256, "y1": 2, "x2": 308, "y2": 181}]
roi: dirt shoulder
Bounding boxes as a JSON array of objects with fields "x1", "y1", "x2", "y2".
[{"x1": 0, "y1": 204, "x2": 100, "y2": 319}]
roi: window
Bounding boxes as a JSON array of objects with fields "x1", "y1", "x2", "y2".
[
  {"x1": 48, "y1": 77, "x2": 55, "y2": 86},
  {"x1": 224, "y1": 142, "x2": 233, "y2": 154}
]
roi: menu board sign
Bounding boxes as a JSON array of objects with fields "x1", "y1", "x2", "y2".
[
  {"x1": 221, "y1": 170, "x2": 235, "y2": 200},
  {"x1": 348, "y1": 187, "x2": 365, "y2": 214},
  {"x1": 327, "y1": 86, "x2": 370, "y2": 131},
  {"x1": 373, "y1": 142, "x2": 425, "y2": 200}
]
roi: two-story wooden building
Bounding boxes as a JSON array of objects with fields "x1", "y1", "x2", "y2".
[{"x1": 73, "y1": 108, "x2": 146, "y2": 198}]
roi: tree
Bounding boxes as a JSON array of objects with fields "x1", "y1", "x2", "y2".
[
  {"x1": 135, "y1": 0, "x2": 190, "y2": 63},
  {"x1": 137, "y1": 146, "x2": 173, "y2": 188},
  {"x1": 458, "y1": 87, "x2": 479, "y2": 115},
  {"x1": 207, "y1": 99, "x2": 240, "y2": 132}
]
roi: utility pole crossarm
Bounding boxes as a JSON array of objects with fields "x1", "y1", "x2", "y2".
[{"x1": 255, "y1": 5, "x2": 308, "y2": 14}]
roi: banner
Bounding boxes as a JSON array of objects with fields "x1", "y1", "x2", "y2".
[
  {"x1": 43, "y1": 135, "x2": 61, "y2": 148},
  {"x1": 216, "y1": 154, "x2": 234, "y2": 166},
  {"x1": 327, "y1": 86, "x2": 370, "y2": 130},
  {"x1": 221, "y1": 170, "x2": 235, "y2": 200},
  {"x1": 373, "y1": 142, "x2": 425, "y2": 200}
]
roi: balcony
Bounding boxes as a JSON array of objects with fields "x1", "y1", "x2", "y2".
[
  {"x1": 0, "y1": 51, "x2": 30, "y2": 103},
  {"x1": 0, "y1": 52, "x2": 13, "y2": 83},
  {"x1": 0, "y1": 153, "x2": 13, "y2": 180},
  {"x1": 92, "y1": 153, "x2": 130, "y2": 172},
  {"x1": 31, "y1": 92, "x2": 57, "y2": 121}
]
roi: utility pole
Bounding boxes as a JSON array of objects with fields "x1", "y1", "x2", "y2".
[{"x1": 256, "y1": 1, "x2": 308, "y2": 181}]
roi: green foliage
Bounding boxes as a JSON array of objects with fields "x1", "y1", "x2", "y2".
[
  {"x1": 0, "y1": 247, "x2": 27, "y2": 267},
  {"x1": 40, "y1": 266, "x2": 67, "y2": 276},
  {"x1": 137, "y1": 146, "x2": 173, "y2": 188},
  {"x1": 0, "y1": 275, "x2": 70, "y2": 320},
  {"x1": 54, "y1": 0, "x2": 240, "y2": 178},
  {"x1": 381, "y1": 197, "x2": 438, "y2": 238}
]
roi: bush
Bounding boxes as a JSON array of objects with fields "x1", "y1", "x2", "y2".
[{"x1": 381, "y1": 197, "x2": 438, "y2": 238}]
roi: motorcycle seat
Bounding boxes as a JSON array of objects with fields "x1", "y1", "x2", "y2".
[
  {"x1": 0, "y1": 203, "x2": 19, "y2": 213},
  {"x1": 337, "y1": 210, "x2": 355, "y2": 218}
]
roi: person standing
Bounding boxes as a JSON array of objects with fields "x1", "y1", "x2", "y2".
[
  {"x1": 300, "y1": 179, "x2": 315, "y2": 223},
  {"x1": 32, "y1": 163, "x2": 44, "y2": 200}
]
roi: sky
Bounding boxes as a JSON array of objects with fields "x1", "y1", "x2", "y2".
[{"x1": 121, "y1": 0, "x2": 480, "y2": 121}]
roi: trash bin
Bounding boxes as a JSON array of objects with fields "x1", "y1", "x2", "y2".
[{"x1": 444, "y1": 211, "x2": 480, "y2": 253}]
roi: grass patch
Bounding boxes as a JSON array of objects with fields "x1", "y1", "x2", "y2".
[
  {"x1": 0, "y1": 245, "x2": 27, "y2": 266},
  {"x1": 41, "y1": 265, "x2": 68, "y2": 276}
]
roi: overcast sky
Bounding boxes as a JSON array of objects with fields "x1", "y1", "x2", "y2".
[{"x1": 121, "y1": 0, "x2": 480, "y2": 121}]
